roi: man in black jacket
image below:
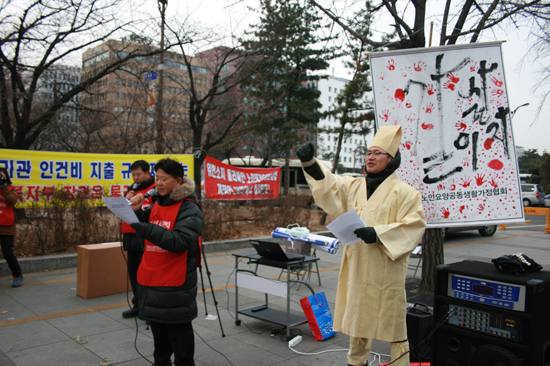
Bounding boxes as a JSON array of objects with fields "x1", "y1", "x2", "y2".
[
  {"x1": 130, "y1": 158, "x2": 203, "y2": 366},
  {"x1": 121, "y1": 160, "x2": 156, "y2": 318}
]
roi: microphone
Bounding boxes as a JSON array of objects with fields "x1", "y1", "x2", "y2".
[
  {"x1": 143, "y1": 188, "x2": 156, "y2": 198},
  {"x1": 128, "y1": 183, "x2": 139, "y2": 191}
]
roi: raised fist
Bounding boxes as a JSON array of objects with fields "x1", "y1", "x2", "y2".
[{"x1": 296, "y1": 142, "x2": 315, "y2": 162}]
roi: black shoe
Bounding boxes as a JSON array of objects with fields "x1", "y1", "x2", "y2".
[{"x1": 122, "y1": 307, "x2": 138, "y2": 318}]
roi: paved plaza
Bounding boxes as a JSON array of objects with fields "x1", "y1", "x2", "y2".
[{"x1": 1, "y1": 225, "x2": 549, "y2": 366}]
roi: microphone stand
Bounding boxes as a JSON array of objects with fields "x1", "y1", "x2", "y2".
[{"x1": 198, "y1": 243, "x2": 225, "y2": 337}]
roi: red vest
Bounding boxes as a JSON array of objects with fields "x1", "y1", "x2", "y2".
[
  {"x1": 137, "y1": 200, "x2": 186, "y2": 287},
  {"x1": 0, "y1": 186, "x2": 15, "y2": 226},
  {"x1": 120, "y1": 184, "x2": 156, "y2": 234}
]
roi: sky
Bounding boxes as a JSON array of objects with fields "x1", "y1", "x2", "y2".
[{"x1": 143, "y1": 0, "x2": 550, "y2": 153}]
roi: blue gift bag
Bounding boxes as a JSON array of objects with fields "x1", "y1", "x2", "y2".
[{"x1": 300, "y1": 292, "x2": 337, "y2": 340}]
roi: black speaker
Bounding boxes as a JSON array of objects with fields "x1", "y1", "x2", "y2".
[
  {"x1": 407, "y1": 303, "x2": 433, "y2": 362},
  {"x1": 432, "y1": 260, "x2": 550, "y2": 366}
]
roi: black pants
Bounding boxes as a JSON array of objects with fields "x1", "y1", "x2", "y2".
[
  {"x1": 150, "y1": 321, "x2": 195, "y2": 366},
  {"x1": 126, "y1": 250, "x2": 143, "y2": 306},
  {"x1": 0, "y1": 235, "x2": 22, "y2": 277}
]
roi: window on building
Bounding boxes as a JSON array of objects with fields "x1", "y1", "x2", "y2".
[
  {"x1": 328, "y1": 96, "x2": 331, "y2": 102},
  {"x1": 115, "y1": 92, "x2": 119, "y2": 99},
  {"x1": 329, "y1": 86, "x2": 332, "y2": 92},
  {"x1": 243, "y1": 136, "x2": 248, "y2": 142},
  {"x1": 243, "y1": 145, "x2": 248, "y2": 150},
  {"x1": 115, "y1": 78, "x2": 119, "y2": 86}
]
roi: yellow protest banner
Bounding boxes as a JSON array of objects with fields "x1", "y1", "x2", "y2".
[{"x1": 0, "y1": 149, "x2": 194, "y2": 207}]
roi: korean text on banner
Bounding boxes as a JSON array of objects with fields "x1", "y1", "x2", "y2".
[
  {"x1": 0, "y1": 149, "x2": 193, "y2": 207},
  {"x1": 204, "y1": 156, "x2": 281, "y2": 200},
  {"x1": 369, "y1": 42, "x2": 524, "y2": 227}
]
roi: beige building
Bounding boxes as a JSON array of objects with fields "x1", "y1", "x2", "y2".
[{"x1": 81, "y1": 40, "x2": 209, "y2": 154}]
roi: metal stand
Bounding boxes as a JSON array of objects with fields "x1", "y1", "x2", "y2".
[{"x1": 198, "y1": 244, "x2": 225, "y2": 337}]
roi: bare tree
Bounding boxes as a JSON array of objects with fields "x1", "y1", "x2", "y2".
[
  {"x1": 528, "y1": 18, "x2": 550, "y2": 118},
  {"x1": 0, "y1": 0, "x2": 192, "y2": 151}
]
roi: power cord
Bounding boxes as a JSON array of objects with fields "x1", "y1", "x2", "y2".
[{"x1": 194, "y1": 329, "x2": 235, "y2": 366}]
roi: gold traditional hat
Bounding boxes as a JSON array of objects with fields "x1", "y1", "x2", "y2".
[{"x1": 370, "y1": 126, "x2": 402, "y2": 157}]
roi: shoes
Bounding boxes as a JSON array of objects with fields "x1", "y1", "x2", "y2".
[
  {"x1": 122, "y1": 306, "x2": 138, "y2": 318},
  {"x1": 12, "y1": 275, "x2": 24, "y2": 287}
]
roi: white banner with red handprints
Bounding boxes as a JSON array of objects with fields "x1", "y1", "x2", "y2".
[{"x1": 370, "y1": 42, "x2": 524, "y2": 227}]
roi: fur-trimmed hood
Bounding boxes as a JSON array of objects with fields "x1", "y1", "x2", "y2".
[{"x1": 169, "y1": 176, "x2": 195, "y2": 201}]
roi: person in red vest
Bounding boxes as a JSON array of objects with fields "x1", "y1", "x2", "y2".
[
  {"x1": 0, "y1": 168, "x2": 24, "y2": 287},
  {"x1": 121, "y1": 160, "x2": 156, "y2": 318},
  {"x1": 129, "y1": 158, "x2": 203, "y2": 366}
]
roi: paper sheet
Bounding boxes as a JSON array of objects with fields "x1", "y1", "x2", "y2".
[
  {"x1": 326, "y1": 210, "x2": 365, "y2": 246},
  {"x1": 103, "y1": 197, "x2": 139, "y2": 224}
]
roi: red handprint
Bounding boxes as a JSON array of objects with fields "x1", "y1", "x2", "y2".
[
  {"x1": 421, "y1": 122, "x2": 434, "y2": 130},
  {"x1": 489, "y1": 177, "x2": 498, "y2": 188},
  {"x1": 477, "y1": 204, "x2": 485, "y2": 212},
  {"x1": 469, "y1": 61, "x2": 478, "y2": 72},
  {"x1": 441, "y1": 208, "x2": 450, "y2": 218},
  {"x1": 427, "y1": 84, "x2": 435, "y2": 95},
  {"x1": 447, "y1": 72, "x2": 460, "y2": 83},
  {"x1": 462, "y1": 157, "x2": 470, "y2": 167},
  {"x1": 491, "y1": 89, "x2": 504, "y2": 98},
  {"x1": 455, "y1": 121, "x2": 467, "y2": 131},
  {"x1": 460, "y1": 177, "x2": 471, "y2": 188},
  {"x1": 489, "y1": 75, "x2": 503, "y2": 87},
  {"x1": 405, "y1": 102, "x2": 412, "y2": 108},
  {"x1": 484, "y1": 138, "x2": 494, "y2": 150},
  {"x1": 406, "y1": 113, "x2": 416, "y2": 123},
  {"x1": 475, "y1": 173, "x2": 486, "y2": 186},
  {"x1": 459, "y1": 205, "x2": 467, "y2": 214},
  {"x1": 379, "y1": 109, "x2": 390, "y2": 122},
  {"x1": 425, "y1": 102, "x2": 434, "y2": 114},
  {"x1": 387, "y1": 59, "x2": 396, "y2": 71},
  {"x1": 414, "y1": 61, "x2": 426, "y2": 72},
  {"x1": 443, "y1": 81, "x2": 455, "y2": 91},
  {"x1": 402, "y1": 140, "x2": 412, "y2": 150},
  {"x1": 437, "y1": 184, "x2": 445, "y2": 191},
  {"x1": 402, "y1": 66, "x2": 412, "y2": 77}
]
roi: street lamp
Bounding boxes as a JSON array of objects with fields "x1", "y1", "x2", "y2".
[
  {"x1": 511, "y1": 102, "x2": 529, "y2": 118},
  {"x1": 155, "y1": 0, "x2": 167, "y2": 154}
]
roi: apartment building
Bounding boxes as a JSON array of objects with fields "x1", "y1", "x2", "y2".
[
  {"x1": 81, "y1": 40, "x2": 209, "y2": 154},
  {"x1": 310, "y1": 75, "x2": 370, "y2": 173},
  {"x1": 37, "y1": 65, "x2": 81, "y2": 151}
]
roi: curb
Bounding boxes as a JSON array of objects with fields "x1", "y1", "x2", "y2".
[{"x1": 0, "y1": 232, "x2": 333, "y2": 277}]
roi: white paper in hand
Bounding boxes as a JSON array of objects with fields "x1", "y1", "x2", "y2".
[
  {"x1": 103, "y1": 197, "x2": 139, "y2": 224},
  {"x1": 326, "y1": 210, "x2": 366, "y2": 246}
]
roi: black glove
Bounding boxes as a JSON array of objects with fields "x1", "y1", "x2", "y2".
[
  {"x1": 354, "y1": 227, "x2": 377, "y2": 243},
  {"x1": 130, "y1": 222, "x2": 149, "y2": 238},
  {"x1": 0, "y1": 177, "x2": 7, "y2": 187},
  {"x1": 296, "y1": 142, "x2": 315, "y2": 162}
]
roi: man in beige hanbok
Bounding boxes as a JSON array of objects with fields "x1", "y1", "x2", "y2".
[{"x1": 297, "y1": 126, "x2": 426, "y2": 366}]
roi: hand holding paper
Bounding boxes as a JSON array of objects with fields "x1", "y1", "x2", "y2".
[
  {"x1": 103, "y1": 197, "x2": 140, "y2": 224},
  {"x1": 326, "y1": 210, "x2": 366, "y2": 246}
]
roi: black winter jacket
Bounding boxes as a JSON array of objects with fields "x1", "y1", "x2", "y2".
[
  {"x1": 122, "y1": 177, "x2": 156, "y2": 251},
  {"x1": 135, "y1": 177, "x2": 203, "y2": 324}
]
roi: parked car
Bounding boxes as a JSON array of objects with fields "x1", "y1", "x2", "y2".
[
  {"x1": 521, "y1": 184, "x2": 546, "y2": 207},
  {"x1": 546, "y1": 194, "x2": 550, "y2": 207},
  {"x1": 442, "y1": 225, "x2": 498, "y2": 239}
]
